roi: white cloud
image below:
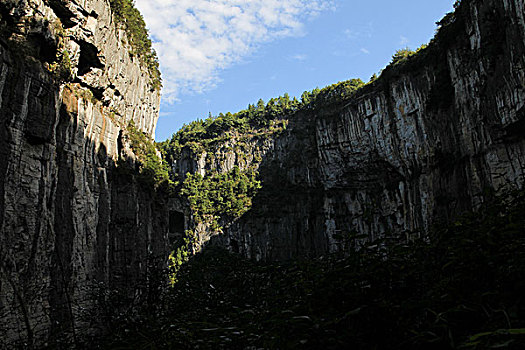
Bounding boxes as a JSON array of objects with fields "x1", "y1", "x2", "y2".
[
  {"x1": 360, "y1": 48, "x2": 370, "y2": 54},
  {"x1": 400, "y1": 35, "x2": 409, "y2": 46},
  {"x1": 343, "y1": 23, "x2": 373, "y2": 41},
  {"x1": 290, "y1": 53, "x2": 308, "y2": 61},
  {"x1": 135, "y1": 0, "x2": 334, "y2": 102}
]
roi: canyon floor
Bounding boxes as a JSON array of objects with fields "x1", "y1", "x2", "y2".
[{"x1": 98, "y1": 190, "x2": 525, "y2": 350}]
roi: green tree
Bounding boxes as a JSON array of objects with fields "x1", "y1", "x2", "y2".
[{"x1": 391, "y1": 47, "x2": 416, "y2": 64}]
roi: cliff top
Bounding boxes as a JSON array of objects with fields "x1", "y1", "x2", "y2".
[{"x1": 109, "y1": 0, "x2": 161, "y2": 90}]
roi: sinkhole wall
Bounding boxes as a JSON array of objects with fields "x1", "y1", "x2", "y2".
[
  {"x1": 0, "y1": 0, "x2": 168, "y2": 347},
  {"x1": 171, "y1": 0, "x2": 525, "y2": 261}
]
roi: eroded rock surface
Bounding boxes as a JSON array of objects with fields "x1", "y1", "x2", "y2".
[{"x1": 0, "y1": 0, "x2": 167, "y2": 347}]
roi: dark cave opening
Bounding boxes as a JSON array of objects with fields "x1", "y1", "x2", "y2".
[
  {"x1": 169, "y1": 210, "x2": 184, "y2": 234},
  {"x1": 77, "y1": 40, "x2": 104, "y2": 76}
]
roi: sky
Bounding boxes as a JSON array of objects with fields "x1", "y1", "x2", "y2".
[{"x1": 134, "y1": 0, "x2": 456, "y2": 141}]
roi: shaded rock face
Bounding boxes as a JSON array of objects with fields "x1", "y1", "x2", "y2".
[
  {"x1": 173, "y1": 0, "x2": 525, "y2": 260},
  {"x1": 0, "y1": 0, "x2": 167, "y2": 347}
]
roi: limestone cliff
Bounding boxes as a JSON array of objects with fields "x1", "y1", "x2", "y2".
[
  {"x1": 0, "y1": 0, "x2": 167, "y2": 347},
  {"x1": 169, "y1": 0, "x2": 525, "y2": 260}
]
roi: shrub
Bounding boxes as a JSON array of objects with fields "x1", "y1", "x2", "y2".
[
  {"x1": 160, "y1": 78, "x2": 365, "y2": 160},
  {"x1": 391, "y1": 47, "x2": 416, "y2": 64},
  {"x1": 126, "y1": 121, "x2": 171, "y2": 188}
]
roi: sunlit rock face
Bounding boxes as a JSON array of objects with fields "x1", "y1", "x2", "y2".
[
  {"x1": 2, "y1": 0, "x2": 525, "y2": 346},
  {"x1": 171, "y1": 0, "x2": 525, "y2": 260},
  {"x1": 0, "y1": 0, "x2": 166, "y2": 347}
]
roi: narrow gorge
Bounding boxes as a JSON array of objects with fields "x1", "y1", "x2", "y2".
[{"x1": 1, "y1": 0, "x2": 525, "y2": 348}]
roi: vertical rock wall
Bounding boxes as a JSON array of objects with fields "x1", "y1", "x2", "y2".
[
  {"x1": 0, "y1": 0, "x2": 167, "y2": 347},
  {"x1": 174, "y1": 0, "x2": 525, "y2": 260}
]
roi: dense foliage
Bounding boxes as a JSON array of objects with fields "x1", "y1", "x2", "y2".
[
  {"x1": 159, "y1": 78, "x2": 364, "y2": 162},
  {"x1": 159, "y1": 118, "x2": 287, "y2": 167},
  {"x1": 109, "y1": 0, "x2": 162, "y2": 90},
  {"x1": 125, "y1": 121, "x2": 171, "y2": 188},
  {"x1": 181, "y1": 166, "x2": 261, "y2": 227},
  {"x1": 166, "y1": 165, "x2": 262, "y2": 284},
  {"x1": 101, "y1": 189, "x2": 525, "y2": 349}
]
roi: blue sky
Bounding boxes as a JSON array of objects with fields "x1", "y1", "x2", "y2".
[{"x1": 135, "y1": 0, "x2": 455, "y2": 141}]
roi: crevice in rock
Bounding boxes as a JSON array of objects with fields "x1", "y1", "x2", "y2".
[
  {"x1": 50, "y1": 104, "x2": 77, "y2": 344},
  {"x1": 109, "y1": 84, "x2": 121, "y2": 97},
  {"x1": 502, "y1": 107, "x2": 525, "y2": 142},
  {"x1": 0, "y1": 5, "x2": 16, "y2": 41},
  {"x1": 0, "y1": 106, "x2": 8, "y2": 233},
  {"x1": 24, "y1": 79, "x2": 56, "y2": 145},
  {"x1": 117, "y1": 129, "x2": 124, "y2": 156},
  {"x1": 95, "y1": 153, "x2": 110, "y2": 285},
  {"x1": 230, "y1": 239, "x2": 239, "y2": 253}
]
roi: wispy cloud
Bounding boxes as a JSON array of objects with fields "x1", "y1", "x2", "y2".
[
  {"x1": 400, "y1": 35, "x2": 409, "y2": 46},
  {"x1": 360, "y1": 48, "x2": 370, "y2": 54},
  {"x1": 343, "y1": 23, "x2": 373, "y2": 41},
  {"x1": 290, "y1": 53, "x2": 308, "y2": 61},
  {"x1": 135, "y1": 0, "x2": 334, "y2": 102}
]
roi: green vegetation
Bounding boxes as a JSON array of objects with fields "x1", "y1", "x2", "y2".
[
  {"x1": 168, "y1": 230, "x2": 196, "y2": 285},
  {"x1": 66, "y1": 83, "x2": 99, "y2": 104},
  {"x1": 160, "y1": 78, "x2": 364, "y2": 163},
  {"x1": 165, "y1": 165, "x2": 261, "y2": 284},
  {"x1": 182, "y1": 166, "x2": 261, "y2": 227},
  {"x1": 366, "y1": 0, "x2": 463, "y2": 79},
  {"x1": 158, "y1": 79, "x2": 364, "y2": 284},
  {"x1": 390, "y1": 44, "x2": 428, "y2": 65},
  {"x1": 53, "y1": 49, "x2": 72, "y2": 81},
  {"x1": 125, "y1": 121, "x2": 171, "y2": 188},
  {"x1": 109, "y1": 0, "x2": 162, "y2": 90},
  {"x1": 164, "y1": 164, "x2": 262, "y2": 284},
  {"x1": 45, "y1": 19, "x2": 73, "y2": 81},
  {"x1": 101, "y1": 189, "x2": 525, "y2": 349},
  {"x1": 90, "y1": 2, "x2": 525, "y2": 347}
]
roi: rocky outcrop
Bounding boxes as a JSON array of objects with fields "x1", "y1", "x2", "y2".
[
  {"x1": 0, "y1": 0, "x2": 166, "y2": 347},
  {"x1": 173, "y1": 0, "x2": 525, "y2": 260}
]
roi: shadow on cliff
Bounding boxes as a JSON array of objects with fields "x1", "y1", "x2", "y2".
[
  {"x1": 103, "y1": 187, "x2": 525, "y2": 350},
  {"x1": 206, "y1": 0, "x2": 525, "y2": 260},
  {"x1": 48, "y1": 118, "x2": 170, "y2": 347},
  {"x1": 0, "y1": 75, "x2": 169, "y2": 348},
  {"x1": 203, "y1": 110, "x2": 332, "y2": 261}
]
